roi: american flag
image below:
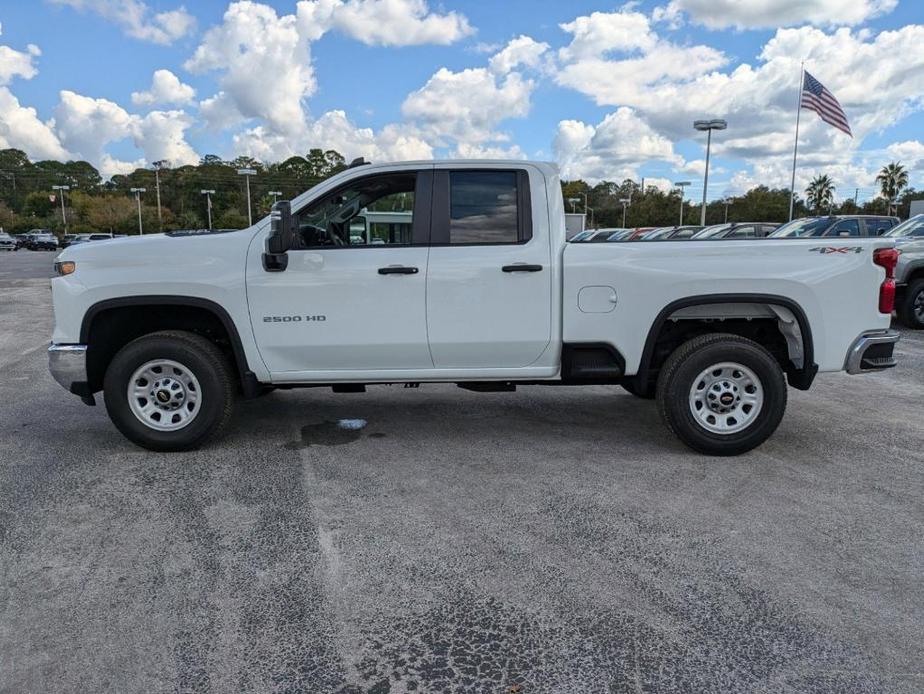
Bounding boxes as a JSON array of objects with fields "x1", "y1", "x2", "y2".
[{"x1": 801, "y1": 70, "x2": 852, "y2": 137}]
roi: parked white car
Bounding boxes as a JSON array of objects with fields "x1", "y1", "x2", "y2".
[{"x1": 49, "y1": 160, "x2": 899, "y2": 455}]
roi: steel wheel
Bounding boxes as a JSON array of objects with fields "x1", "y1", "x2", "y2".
[
  {"x1": 127, "y1": 359, "x2": 202, "y2": 431},
  {"x1": 688, "y1": 361, "x2": 763, "y2": 434}
]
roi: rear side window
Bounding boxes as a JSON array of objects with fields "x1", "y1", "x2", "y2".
[
  {"x1": 828, "y1": 219, "x2": 860, "y2": 237},
  {"x1": 867, "y1": 219, "x2": 893, "y2": 235},
  {"x1": 728, "y1": 225, "x2": 757, "y2": 238},
  {"x1": 449, "y1": 171, "x2": 518, "y2": 244}
]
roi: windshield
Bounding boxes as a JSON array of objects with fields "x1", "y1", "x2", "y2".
[
  {"x1": 569, "y1": 231, "x2": 593, "y2": 242},
  {"x1": 769, "y1": 218, "x2": 831, "y2": 237},
  {"x1": 643, "y1": 227, "x2": 674, "y2": 240},
  {"x1": 885, "y1": 214, "x2": 924, "y2": 238}
]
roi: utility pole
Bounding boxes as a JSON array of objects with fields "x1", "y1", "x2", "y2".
[
  {"x1": 201, "y1": 190, "x2": 215, "y2": 230},
  {"x1": 620, "y1": 198, "x2": 631, "y2": 227},
  {"x1": 51, "y1": 185, "x2": 69, "y2": 234},
  {"x1": 269, "y1": 190, "x2": 282, "y2": 204},
  {"x1": 724, "y1": 199, "x2": 730, "y2": 223},
  {"x1": 237, "y1": 168, "x2": 257, "y2": 226},
  {"x1": 130, "y1": 188, "x2": 146, "y2": 235},
  {"x1": 674, "y1": 181, "x2": 691, "y2": 226}
]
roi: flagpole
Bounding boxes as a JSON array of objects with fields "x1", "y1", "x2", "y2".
[{"x1": 788, "y1": 61, "x2": 805, "y2": 222}]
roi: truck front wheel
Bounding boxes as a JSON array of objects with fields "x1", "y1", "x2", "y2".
[
  {"x1": 103, "y1": 330, "x2": 236, "y2": 452},
  {"x1": 655, "y1": 333, "x2": 787, "y2": 456}
]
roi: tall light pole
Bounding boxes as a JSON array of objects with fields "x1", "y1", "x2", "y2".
[
  {"x1": 269, "y1": 190, "x2": 282, "y2": 204},
  {"x1": 694, "y1": 119, "x2": 727, "y2": 226},
  {"x1": 152, "y1": 160, "x2": 169, "y2": 231},
  {"x1": 237, "y1": 168, "x2": 256, "y2": 226},
  {"x1": 51, "y1": 185, "x2": 69, "y2": 234},
  {"x1": 620, "y1": 198, "x2": 631, "y2": 227},
  {"x1": 723, "y1": 198, "x2": 730, "y2": 223},
  {"x1": 130, "y1": 187, "x2": 146, "y2": 235},
  {"x1": 201, "y1": 190, "x2": 215, "y2": 230},
  {"x1": 674, "y1": 181, "x2": 691, "y2": 225},
  {"x1": 567, "y1": 197, "x2": 580, "y2": 213}
]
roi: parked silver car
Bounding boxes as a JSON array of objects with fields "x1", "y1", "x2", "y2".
[{"x1": 888, "y1": 214, "x2": 924, "y2": 329}]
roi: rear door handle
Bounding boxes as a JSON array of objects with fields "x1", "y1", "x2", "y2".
[
  {"x1": 378, "y1": 265, "x2": 419, "y2": 275},
  {"x1": 502, "y1": 264, "x2": 543, "y2": 273}
]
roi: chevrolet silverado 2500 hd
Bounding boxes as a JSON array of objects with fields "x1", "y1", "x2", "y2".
[{"x1": 49, "y1": 160, "x2": 900, "y2": 455}]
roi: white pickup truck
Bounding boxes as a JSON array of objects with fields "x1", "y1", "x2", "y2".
[{"x1": 49, "y1": 160, "x2": 900, "y2": 455}]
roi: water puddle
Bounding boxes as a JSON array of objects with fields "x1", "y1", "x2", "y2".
[{"x1": 285, "y1": 418, "x2": 385, "y2": 448}]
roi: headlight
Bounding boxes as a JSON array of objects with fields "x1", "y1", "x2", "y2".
[{"x1": 54, "y1": 261, "x2": 76, "y2": 276}]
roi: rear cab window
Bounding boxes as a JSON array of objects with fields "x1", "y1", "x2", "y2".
[{"x1": 431, "y1": 169, "x2": 532, "y2": 245}]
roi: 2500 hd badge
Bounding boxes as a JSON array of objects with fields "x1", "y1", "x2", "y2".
[{"x1": 263, "y1": 315, "x2": 327, "y2": 322}]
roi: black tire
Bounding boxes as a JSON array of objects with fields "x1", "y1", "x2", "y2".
[
  {"x1": 896, "y1": 279, "x2": 924, "y2": 330},
  {"x1": 103, "y1": 330, "x2": 235, "y2": 452},
  {"x1": 655, "y1": 333, "x2": 787, "y2": 456},
  {"x1": 621, "y1": 381, "x2": 655, "y2": 399}
]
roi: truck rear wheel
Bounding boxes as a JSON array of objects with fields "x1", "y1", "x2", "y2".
[
  {"x1": 896, "y1": 279, "x2": 924, "y2": 329},
  {"x1": 103, "y1": 330, "x2": 235, "y2": 452},
  {"x1": 655, "y1": 333, "x2": 787, "y2": 456}
]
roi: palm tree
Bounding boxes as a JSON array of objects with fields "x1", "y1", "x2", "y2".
[
  {"x1": 805, "y1": 175, "x2": 836, "y2": 213},
  {"x1": 876, "y1": 162, "x2": 909, "y2": 215}
]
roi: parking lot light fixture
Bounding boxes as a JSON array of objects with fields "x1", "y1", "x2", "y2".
[
  {"x1": 269, "y1": 190, "x2": 282, "y2": 204},
  {"x1": 694, "y1": 119, "x2": 727, "y2": 226},
  {"x1": 130, "y1": 188, "x2": 146, "y2": 235},
  {"x1": 674, "y1": 181, "x2": 691, "y2": 225},
  {"x1": 620, "y1": 198, "x2": 631, "y2": 227}
]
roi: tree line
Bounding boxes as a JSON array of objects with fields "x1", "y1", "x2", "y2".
[{"x1": 0, "y1": 146, "x2": 920, "y2": 235}]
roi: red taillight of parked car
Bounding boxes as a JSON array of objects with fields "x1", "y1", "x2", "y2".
[{"x1": 873, "y1": 247, "x2": 899, "y2": 314}]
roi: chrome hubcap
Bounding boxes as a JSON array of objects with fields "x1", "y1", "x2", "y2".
[
  {"x1": 689, "y1": 362, "x2": 763, "y2": 435},
  {"x1": 127, "y1": 359, "x2": 201, "y2": 431}
]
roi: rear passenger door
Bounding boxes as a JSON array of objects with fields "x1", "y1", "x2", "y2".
[{"x1": 425, "y1": 167, "x2": 552, "y2": 369}]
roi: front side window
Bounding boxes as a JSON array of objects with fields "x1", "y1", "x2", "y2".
[
  {"x1": 295, "y1": 173, "x2": 416, "y2": 248},
  {"x1": 449, "y1": 171, "x2": 518, "y2": 244}
]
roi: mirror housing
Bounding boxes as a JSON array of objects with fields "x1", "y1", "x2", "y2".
[{"x1": 264, "y1": 200, "x2": 294, "y2": 272}]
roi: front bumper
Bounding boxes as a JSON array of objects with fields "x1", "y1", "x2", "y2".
[
  {"x1": 48, "y1": 343, "x2": 93, "y2": 402},
  {"x1": 844, "y1": 330, "x2": 900, "y2": 374}
]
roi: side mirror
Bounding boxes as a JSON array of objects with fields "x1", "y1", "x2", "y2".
[{"x1": 263, "y1": 200, "x2": 294, "y2": 272}]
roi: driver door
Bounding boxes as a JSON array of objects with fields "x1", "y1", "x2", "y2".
[{"x1": 247, "y1": 168, "x2": 434, "y2": 377}]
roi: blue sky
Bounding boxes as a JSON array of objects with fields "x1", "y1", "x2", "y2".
[{"x1": 1, "y1": 0, "x2": 923, "y2": 202}]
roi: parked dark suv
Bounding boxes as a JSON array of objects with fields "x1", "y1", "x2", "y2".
[{"x1": 769, "y1": 215, "x2": 899, "y2": 238}]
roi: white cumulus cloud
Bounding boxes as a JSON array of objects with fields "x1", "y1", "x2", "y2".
[
  {"x1": 131, "y1": 69, "x2": 196, "y2": 107},
  {"x1": 553, "y1": 107, "x2": 683, "y2": 182},
  {"x1": 402, "y1": 67, "x2": 534, "y2": 145},
  {"x1": 296, "y1": 0, "x2": 473, "y2": 46},
  {"x1": 657, "y1": 0, "x2": 897, "y2": 30},
  {"x1": 48, "y1": 0, "x2": 196, "y2": 45}
]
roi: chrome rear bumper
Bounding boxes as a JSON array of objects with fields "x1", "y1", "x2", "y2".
[{"x1": 844, "y1": 330, "x2": 900, "y2": 374}]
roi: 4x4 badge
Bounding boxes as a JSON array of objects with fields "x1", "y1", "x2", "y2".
[{"x1": 809, "y1": 246, "x2": 863, "y2": 254}]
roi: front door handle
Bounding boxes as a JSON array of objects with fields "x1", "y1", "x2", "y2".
[
  {"x1": 378, "y1": 265, "x2": 419, "y2": 275},
  {"x1": 502, "y1": 264, "x2": 543, "y2": 273}
]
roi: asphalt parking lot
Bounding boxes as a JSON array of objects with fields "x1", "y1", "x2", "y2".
[{"x1": 0, "y1": 250, "x2": 922, "y2": 693}]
